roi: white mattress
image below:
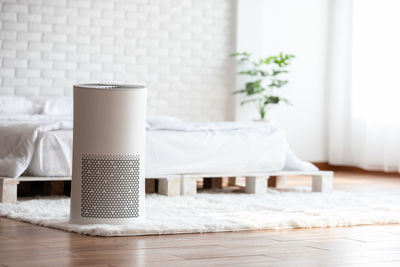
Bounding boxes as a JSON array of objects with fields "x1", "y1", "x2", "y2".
[
  {"x1": 0, "y1": 114, "x2": 317, "y2": 178},
  {"x1": 145, "y1": 127, "x2": 286, "y2": 176},
  {"x1": 26, "y1": 126, "x2": 291, "y2": 177}
]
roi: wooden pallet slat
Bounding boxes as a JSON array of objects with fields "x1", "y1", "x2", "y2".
[
  {"x1": 1, "y1": 171, "x2": 334, "y2": 203},
  {"x1": 0, "y1": 175, "x2": 183, "y2": 203},
  {"x1": 181, "y1": 171, "x2": 334, "y2": 196}
]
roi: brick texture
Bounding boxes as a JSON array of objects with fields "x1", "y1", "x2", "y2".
[{"x1": 0, "y1": 0, "x2": 235, "y2": 121}]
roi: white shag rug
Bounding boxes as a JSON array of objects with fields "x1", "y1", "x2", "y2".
[{"x1": 1, "y1": 188, "x2": 400, "y2": 236}]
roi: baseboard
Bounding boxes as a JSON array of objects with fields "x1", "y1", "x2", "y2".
[
  {"x1": 312, "y1": 162, "x2": 332, "y2": 171},
  {"x1": 312, "y1": 162, "x2": 400, "y2": 177}
]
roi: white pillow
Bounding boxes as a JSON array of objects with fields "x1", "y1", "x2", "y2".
[
  {"x1": 42, "y1": 97, "x2": 73, "y2": 115},
  {"x1": 0, "y1": 96, "x2": 41, "y2": 114},
  {"x1": 146, "y1": 115, "x2": 182, "y2": 125}
]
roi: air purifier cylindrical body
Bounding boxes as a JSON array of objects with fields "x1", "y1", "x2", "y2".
[{"x1": 70, "y1": 84, "x2": 147, "y2": 225}]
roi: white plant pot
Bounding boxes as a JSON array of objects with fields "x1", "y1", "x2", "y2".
[{"x1": 253, "y1": 118, "x2": 270, "y2": 123}]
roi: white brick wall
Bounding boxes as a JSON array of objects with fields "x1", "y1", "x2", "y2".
[{"x1": 0, "y1": 0, "x2": 235, "y2": 121}]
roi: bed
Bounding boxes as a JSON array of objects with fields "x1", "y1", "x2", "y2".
[{"x1": 0, "y1": 96, "x2": 333, "y2": 202}]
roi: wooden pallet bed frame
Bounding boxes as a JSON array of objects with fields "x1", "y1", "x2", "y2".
[
  {"x1": 181, "y1": 171, "x2": 334, "y2": 196},
  {"x1": 0, "y1": 175, "x2": 181, "y2": 203},
  {"x1": 0, "y1": 171, "x2": 333, "y2": 203}
]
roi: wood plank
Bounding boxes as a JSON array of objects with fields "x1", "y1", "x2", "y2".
[
  {"x1": 15, "y1": 176, "x2": 72, "y2": 182},
  {"x1": 268, "y1": 176, "x2": 287, "y2": 188},
  {"x1": 183, "y1": 171, "x2": 333, "y2": 179},
  {"x1": 5, "y1": 172, "x2": 332, "y2": 183},
  {"x1": 0, "y1": 178, "x2": 19, "y2": 203},
  {"x1": 1, "y1": 171, "x2": 400, "y2": 266},
  {"x1": 158, "y1": 177, "x2": 181, "y2": 196},
  {"x1": 145, "y1": 179, "x2": 157, "y2": 193},
  {"x1": 245, "y1": 176, "x2": 268, "y2": 194},
  {"x1": 3, "y1": 175, "x2": 181, "y2": 182}
]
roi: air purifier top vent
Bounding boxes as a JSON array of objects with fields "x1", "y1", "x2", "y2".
[{"x1": 75, "y1": 83, "x2": 145, "y2": 90}]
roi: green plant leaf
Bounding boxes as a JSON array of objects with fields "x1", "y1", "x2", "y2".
[
  {"x1": 231, "y1": 51, "x2": 294, "y2": 113},
  {"x1": 271, "y1": 69, "x2": 288, "y2": 76},
  {"x1": 233, "y1": 89, "x2": 247, "y2": 94},
  {"x1": 230, "y1": 51, "x2": 251, "y2": 57},
  {"x1": 245, "y1": 80, "x2": 265, "y2": 95},
  {"x1": 269, "y1": 79, "x2": 288, "y2": 88},
  {"x1": 238, "y1": 69, "x2": 270, "y2": 77},
  {"x1": 240, "y1": 98, "x2": 258, "y2": 105}
]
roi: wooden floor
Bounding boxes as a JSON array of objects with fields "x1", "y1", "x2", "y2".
[{"x1": 1, "y1": 171, "x2": 400, "y2": 267}]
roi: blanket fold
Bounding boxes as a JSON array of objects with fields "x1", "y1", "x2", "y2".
[{"x1": 0, "y1": 121, "x2": 73, "y2": 177}]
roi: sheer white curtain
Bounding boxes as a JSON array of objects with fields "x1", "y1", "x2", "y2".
[{"x1": 328, "y1": 0, "x2": 400, "y2": 172}]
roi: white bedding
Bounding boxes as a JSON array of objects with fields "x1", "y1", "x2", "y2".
[
  {"x1": 0, "y1": 118, "x2": 72, "y2": 177},
  {"x1": 0, "y1": 115, "x2": 317, "y2": 178},
  {"x1": 28, "y1": 130, "x2": 73, "y2": 177}
]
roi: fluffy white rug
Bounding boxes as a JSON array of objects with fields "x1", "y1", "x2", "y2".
[{"x1": 1, "y1": 188, "x2": 400, "y2": 236}]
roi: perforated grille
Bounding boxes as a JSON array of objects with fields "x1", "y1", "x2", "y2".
[{"x1": 81, "y1": 154, "x2": 140, "y2": 218}]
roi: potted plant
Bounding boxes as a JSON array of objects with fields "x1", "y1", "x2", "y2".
[{"x1": 231, "y1": 51, "x2": 295, "y2": 121}]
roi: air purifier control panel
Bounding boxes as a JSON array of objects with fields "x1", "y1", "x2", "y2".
[{"x1": 76, "y1": 84, "x2": 145, "y2": 90}]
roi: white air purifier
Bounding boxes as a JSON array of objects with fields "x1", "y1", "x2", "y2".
[{"x1": 70, "y1": 83, "x2": 147, "y2": 225}]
